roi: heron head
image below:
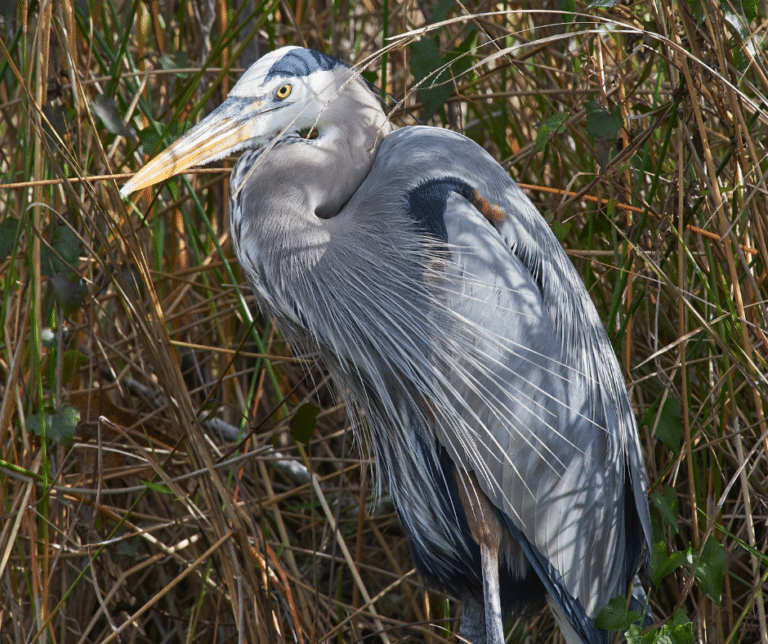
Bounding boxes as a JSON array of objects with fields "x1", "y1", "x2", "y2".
[{"x1": 120, "y1": 47, "x2": 372, "y2": 197}]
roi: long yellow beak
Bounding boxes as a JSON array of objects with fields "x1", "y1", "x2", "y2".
[{"x1": 120, "y1": 109, "x2": 255, "y2": 198}]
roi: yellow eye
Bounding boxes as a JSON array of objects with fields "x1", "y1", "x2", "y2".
[{"x1": 276, "y1": 84, "x2": 292, "y2": 100}]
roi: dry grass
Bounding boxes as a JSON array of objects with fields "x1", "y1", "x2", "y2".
[{"x1": 0, "y1": 1, "x2": 766, "y2": 643}]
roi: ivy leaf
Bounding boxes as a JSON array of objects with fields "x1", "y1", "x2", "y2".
[
  {"x1": 686, "y1": 0, "x2": 705, "y2": 24},
  {"x1": 742, "y1": 0, "x2": 758, "y2": 22},
  {"x1": 432, "y1": 0, "x2": 456, "y2": 23},
  {"x1": 694, "y1": 536, "x2": 726, "y2": 602},
  {"x1": 409, "y1": 27, "x2": 476, "y2": 119},
  {"x1": 651, "y1": 511, "x2": 692, "y2": 585},
  {"x1": 543, "y1": 212, "x2": 571, "y2": 242},
  {"x1": 595, "y1": 596, "x2": 642, "y2": 631},
  {"x1": 290, "y1": 403, "x2": 320, "y2": 445},
  {"x1": 659, "y1": 609, "x2": 695, "y2": 644},
  {"x1": 551, "y1": 220, "x2": 571, "y2": 242},
  {"x1": 651, "y1": 484, "x2": 679, "y2": 534},
  {"x1": 585, "y1": 101, "x2": 623, "y2": 171},
  {"x1": 585, "y1": 101, "x2": 623, "y2": 140},
  {"x1": 26, "y1": 405, "x2": 80, "y2": 447},
  {"x1": 534, "y1": 112, "x2": 569, "y2": 153},
  {"x1": 0, "y1": 216, "x2": 21, "y2": 261},
  {"x1": 652, "y1": 545, "x2": 693, "y2": 586},
  {"x1": 644, "y1": 396, "x2": 682, "y2": 453},
  {"x1": 410, "y1": 38, "x2": 453, "y2": 119},
  {"x1": 40, "y1": 227, "x2": 80, "y2": 277},
  {"x1": 558, "y1": 0, "x2": 576, "y2": 21},
  {"x1": 49, "y1": 273, "x2": 89, "y2": 317},
  {"x1": 136, "y1": 123, "x2": 163, "y2": 159},
  {"x1": 625, "y1": 623, "x2": 656, "y2": 644}
]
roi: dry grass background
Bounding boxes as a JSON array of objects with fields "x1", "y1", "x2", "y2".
[{"x1": 1, "y1": 0, "x2": 767, "y2": 642}]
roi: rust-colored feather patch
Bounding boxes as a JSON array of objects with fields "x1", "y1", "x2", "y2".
[{"x1": 470, "y1": 189, "x2": 507, "y2": 224}]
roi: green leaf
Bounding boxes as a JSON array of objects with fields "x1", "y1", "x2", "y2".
[
  {"x1": 0, "y1": 216, "x2": 21, "y2": 261},
  {"x1": 686, "y1": 0, "x2": 705, "y2": 24},
  {"x1": 26, "y1": 405, "x2": 79, "y2": 447},
  {"x1": 657, "y1": 609, "x2": 695, "y2": 644},
  {"x1": 432, "y1": 0, "x2": 455, "y2": 23},
  {"x1": 534, "y1": 112, "x2": 568, "y2": 152},
  {"x1": 142, "y1": 480, "x2": 174, "y2": 494},
  {"x1": 595, "y1": 596, "x2": 642, "y2": 631},
  {"x1": 158, "y1": 51, "x2": 190, "y2": 78},
  {"x1": 410, "y1": 38, "x2": 453, "y2": 119},
  {"x1": 656, "y1": 397, "x2": 683, "y2": 453},
  {"x1": 742, "y1": 0, "x2": 758, "y2": 21},
  {"x1": 651, "y1": 484, "x2": 679, "y2": 534},
  {"x1": 694, "y1": 536, "x2": 725, "y2": 601},
  {"x1": 651, "y1": 510, "x2": 692, "y2": 585},
  {"x1": 49, "y1": 273, "x2": 89, "y2": 317},
  {"x1": 541, "y1": 112, "x2": 569, "y2": 132},
  {"x1": 543, "y1": 210, "x2": 571, "y2": 241},
  {"x1": 40, "y1": 227, "x2": 80, "y2": 277},
  {"x1": 653, "y1": 546, "x2": 693, "y2": 586},
  {"x1": 551, "y1": 220, "x2": 571, "y2": 242},
  {"x1": 585, "y1": 101, "x2": 623, "y2": 140},
  {"x1": 645, "y1": 396, "x2": 682, "y2": 453},
  {"x1": 534, "y1": 125, "x2": 552, "y2": 153},
  {"x1": 137, "y1": 124, "x2": 163, "y2": 159},
  {"x1": 625, "y1": 623, "x2": 656, "y2": 644},
  {"x1": 137, "y1": 117, "x2": 180, "y2": 159},
  {"x1": 558, "y1": 0, "x2": 576, "y2": 21},
  {"x1": 585, "y1": 103, "x2": 621, "y2": 171},
  {"x1": 409, "y1": 29, "x2": 476, "y2": 120},
  {"x1": 52, "y1": 405, "x2": 80, "y2": 446},
  {"x1": 290, "y1": 403, "x2": 320, "y2": 445}
]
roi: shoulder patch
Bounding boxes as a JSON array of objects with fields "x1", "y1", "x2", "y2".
[
  {"x1": 468, "y1": 189, "x2": 507, "y2": 224},
  {"x1": 266, "y1": 49, "x2": 343, "y2": 81},
  {"x1": 406, "y1": 177, "x2": 474, "y2": 242}
]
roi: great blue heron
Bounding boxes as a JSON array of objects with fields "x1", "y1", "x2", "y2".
[{"x1": 121, "y1": 46, "x2": 651, "y2": 644}]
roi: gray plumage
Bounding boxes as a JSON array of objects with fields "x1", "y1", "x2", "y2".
[{"x1": 121, "y1": 46, "x2": 652, "y2": 644}]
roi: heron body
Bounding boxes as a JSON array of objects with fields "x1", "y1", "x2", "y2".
[{"x1": 122, "y1": 46, "x2": 652, "y2": 644}]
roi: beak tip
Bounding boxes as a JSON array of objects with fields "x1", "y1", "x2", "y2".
[{"x1": 119, "y1": 183, "x2": 134, "y2": 199}]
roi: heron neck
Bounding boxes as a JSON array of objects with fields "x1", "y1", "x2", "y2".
[{"x1": 230, "y1": 81, "x2": 394, "y2": 307}]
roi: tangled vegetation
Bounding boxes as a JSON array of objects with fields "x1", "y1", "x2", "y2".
[{"x1": 0, "y1": 0, "x2": 766, "y2": 642}]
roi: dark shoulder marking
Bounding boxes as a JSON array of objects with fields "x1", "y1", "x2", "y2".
[
  {"x1": 266, "y1": 49, "x2": 344, "y2": 81},
  {"x1": 406, "y1": 177, "x2": 474, "y2": 242}
]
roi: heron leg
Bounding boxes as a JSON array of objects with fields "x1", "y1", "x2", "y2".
[
  {"x1": 458, "y1": 596, "x2": 486, "y2": 644},
  {"x1": 455, "y1": 468, "x2": 505, "y2": 644}
]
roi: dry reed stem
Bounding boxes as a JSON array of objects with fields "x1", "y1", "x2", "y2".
[{"x1": 0, "y1": 2, "x2": 766, "y2": 643}]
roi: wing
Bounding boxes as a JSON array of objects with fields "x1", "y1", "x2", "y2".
[
  {"x1": 441, "y1": 189, "x2": 629, "y2": 633},
  {"x1": 372, "y1": 127, "x2": 651, "y2": 638}
]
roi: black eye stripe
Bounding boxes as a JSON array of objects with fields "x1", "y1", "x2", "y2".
[{"x1": 265, "y1": 49, "x2": 342, "y2": 81}]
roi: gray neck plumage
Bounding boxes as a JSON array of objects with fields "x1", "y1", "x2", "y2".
[{"x1": 228, "y1": 75, "x2": 394, "y2": 320}]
